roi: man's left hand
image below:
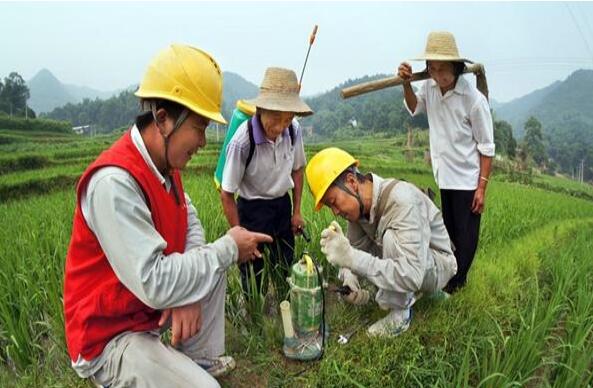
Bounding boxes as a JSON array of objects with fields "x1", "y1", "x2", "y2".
[
  {"x1": 321, "y1": 221, "x2": 354, "y2": 268},
  {"x1": 159, "y1": 301, "x2": 202, "y2": 347},
  {"x1": 471, "y1": 187, "x2": 486, "y2": 214},
  {"x1": 291, "y1": 212, "x2": 305, "y2": 235}
]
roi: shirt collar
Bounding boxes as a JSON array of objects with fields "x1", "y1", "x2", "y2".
[
  {"x1": 251, "y1": 114, "x2": 289, "y2": 145},
  {"x1": 429, "y1": 75, "x2": 468, "y2": 96},
  {"x1": 130, "y1": 125, "x2": 166, "y2": 186}
]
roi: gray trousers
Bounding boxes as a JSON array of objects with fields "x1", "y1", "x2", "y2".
[
  {"x1": 375, "y1": 249, "x2": 457, "y2": 311},
  {"x1": 91, "y1": 275, "x2": 227, "y2": 388}
]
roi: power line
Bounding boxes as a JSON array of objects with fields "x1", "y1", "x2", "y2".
[
  {"x1": 484, "y1": 56, "x2": 593, "y2": 64},
  {"x1": 565, "y1": 2, "x2": 593, "y2": 64},
  {"x1": 478, "y1": 56, "x2": 593, "y2": 71},
  {"x1": 577, "y1": 3, "x2": 593, "y2": 44},
  {"x1": 486, "y1": 61, "x2": 593, "y2": 68}
]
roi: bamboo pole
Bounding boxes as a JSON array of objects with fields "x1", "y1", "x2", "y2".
[{"x1": 341, "y1": 63, "x2": 489, "y2": 100}]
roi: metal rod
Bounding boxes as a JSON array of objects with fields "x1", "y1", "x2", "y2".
[{"x1": 299, "y1": 25, "x2": 318, "y2": 87}]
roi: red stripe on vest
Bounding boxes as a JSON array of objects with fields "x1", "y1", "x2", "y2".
[{"x1": 63, "y1": 130, "x2": 188, "y2": 361}]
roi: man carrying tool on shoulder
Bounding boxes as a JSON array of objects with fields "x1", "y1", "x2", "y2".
[
  {"x1": 306, "y1": 147, "x2": 457, "y2": 337},
  {"x1": 64, "y1": 44, "x2": 272, "y2": 388},
  {"x1": 398, "y1": 31, "x2": 495, "y2": 293},
  {"x1": 220, "y1": 67, "x2": 313, "y2": 298}
]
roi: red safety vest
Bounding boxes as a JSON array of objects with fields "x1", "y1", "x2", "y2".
[{"x1": 63, "y1": 130, "x2": 187, "y2": 361}]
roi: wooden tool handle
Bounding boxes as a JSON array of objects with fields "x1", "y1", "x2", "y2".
[{"x1": 341, "y1": 63, "x2": 488, "y2": 99}]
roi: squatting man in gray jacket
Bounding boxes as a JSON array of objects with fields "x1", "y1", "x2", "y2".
[{"x1": 305, "y1": 147, "x2": 457, "y2": 336}]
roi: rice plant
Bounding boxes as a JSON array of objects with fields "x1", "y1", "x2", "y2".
[{"x1": 1, "y1": 131, "x2": 593, "y2": 387}]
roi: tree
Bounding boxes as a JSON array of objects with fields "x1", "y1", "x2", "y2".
[
  {"x1": 0, "y1": 72, "x2": 32, "y2": 117},
  {"x1": 335, "y1": 104, "x2": 354, "y2": 128},
  {"x1": 45, "y1": 90, "x2": 138, "y2": 132},
  {"x1": 0, "y1": 79, "x2": 4, "y2": 114},
  {"x1": 523, "y1": 116, "x2": 548, "y2": 167},
  {"x1": 494, "y1": 119, "x2": 517, "y2": 158},
  {"x1": 318, "y1": 110, "x2": 339, "y2": 136}
]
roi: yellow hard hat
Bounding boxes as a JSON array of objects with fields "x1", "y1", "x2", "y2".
[
  {"x1": 305, "y1": 147, "x2": 359, "y2": 211},
  {"x1": 135, "y1": 44, "x2": 227, "y2": 124}
]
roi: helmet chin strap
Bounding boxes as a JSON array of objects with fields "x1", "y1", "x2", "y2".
[
  {"x1": 150, "y1": 106, "x2": 189, "y2": 175},
  {"x1": 150, "y1": 105, "x2": 189, "y2": 206},
  {"x1": 335, "y1": 180, "x2": 367, "y2": 221}
]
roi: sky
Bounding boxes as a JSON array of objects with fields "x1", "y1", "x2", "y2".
[{"x1": 1, "y1": 1, "x2": 593, "y2": 103}]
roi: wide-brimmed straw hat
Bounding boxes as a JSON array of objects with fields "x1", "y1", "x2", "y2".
[
  {"x1": 411, "y1": 31, "x2": 473, "y2": 63},
  {"x1": 246, "y1": 67, "x2": 313, "y2": 116}
]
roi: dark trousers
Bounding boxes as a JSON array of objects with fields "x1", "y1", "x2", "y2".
[
  {"x1": 440, "y1": 189, "x2": 482, "y2": 293},
  {"x1": 237, "y1": 193, "x2": 294, "y2": 298}
]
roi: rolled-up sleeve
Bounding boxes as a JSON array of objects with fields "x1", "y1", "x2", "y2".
[
  {"x1": 470, "y1": 94, "x2": 495, "y2": 157},
  {"x1": 349, "y1": 187, "x2": 431, "y2": 293},
  {"x1": 404, "y1": 82, "x2": 427, "y2": 117}
]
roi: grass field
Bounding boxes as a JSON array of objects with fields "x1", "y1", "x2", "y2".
[{"x1": 1, "y1": 128, "x2": 592, "y2": 387}]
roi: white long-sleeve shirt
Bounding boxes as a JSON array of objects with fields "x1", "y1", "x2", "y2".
[
  {"x1": 347, "y1": 175, "x2": 457, "y2": 294},
  {"x1": 405, "y1": 76, "x2": 495, "y2": 190},
  {"x1": 72, "y1": 125, "x2": 237, "y2": 377}
]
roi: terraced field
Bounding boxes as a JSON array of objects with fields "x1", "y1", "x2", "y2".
[{"x1": 1, "y1": 128, "x2": 592, "y2": 387}]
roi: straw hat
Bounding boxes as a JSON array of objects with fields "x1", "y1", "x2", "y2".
[
  {"x1": 411, "y1": 31, "x2": 473, "y2": 63},
  {"x1": 246, "y1": 67, "x2": 313, "y2": 116}
]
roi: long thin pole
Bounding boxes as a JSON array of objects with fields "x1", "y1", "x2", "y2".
[
  {"x1": 341, "y1": 63, "x2": 488, "y2": 99},
  {"x1": 299, "y1": 25, "x2": 318, "y2": 88}
]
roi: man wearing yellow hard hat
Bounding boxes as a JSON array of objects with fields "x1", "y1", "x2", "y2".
[
  {"x1": 306, "y1": 147, "x2": 457, "y2": 337},
  {"x1": 63, "y1": 44, "x2": 272, "y2": 387}
]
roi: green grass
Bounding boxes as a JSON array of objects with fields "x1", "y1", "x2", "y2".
[
  {"x1": 1, "y1": 130, "x2": 592, "y2": 387},
  {"x1": 533, "y1": 173, "x2": 593, "y2": 199}
]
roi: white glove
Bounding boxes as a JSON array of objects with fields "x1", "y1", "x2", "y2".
[
  {"x1": 320, "y1": 221, "x2": 354, "y2": 269},
  {"x1": 339, "y1": 268, "x2": 370, "y2": 306},
  {"x1": 339, "y1": 267, "x2": 360, "y2": 290}
]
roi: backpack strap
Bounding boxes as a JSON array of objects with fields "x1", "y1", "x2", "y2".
[
  {"x1": 375, "y1": 179, "x2": 400, "y2": 222},
  {"x1": 288, "y1": 123, "x2": 295, "y2": 146},
  {"x1": 376, "y1": 180, "x2": 438, "y2": 218},
  {"x1": 246, "y1": 118, "x2": 256, "y2": 169},
  {"x1": 245, "y1": 118, "x2": 295, "y2": 170},
  {"x1": 392, "y1": 177, "x2": 438, "y2": 205}
]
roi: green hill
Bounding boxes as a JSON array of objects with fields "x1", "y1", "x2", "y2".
[
  {"x1": 221, "y1": 71, "x2": 259, "y2": 119},
  {"x1": 301, "y1": 74, "x2": 428, "y2": 138},
  {"x1": 496, "y1": 70, "x2": 593, "y2": 138},
  {"x1": 494, "y1": 81, "x2": 561, "y2": 137},
  {"x1": 27, "y1": 69, "x2": 117, "y2": 113},
  {"x1": 528, "y1": 69, "x2": 593, "y2": 131},
  {"x1": 43, "y1": 72, "x2": 258, "y2": 132},
  {"x1": 495, "y1": 69, "x2": 593, "y2": 179}
]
